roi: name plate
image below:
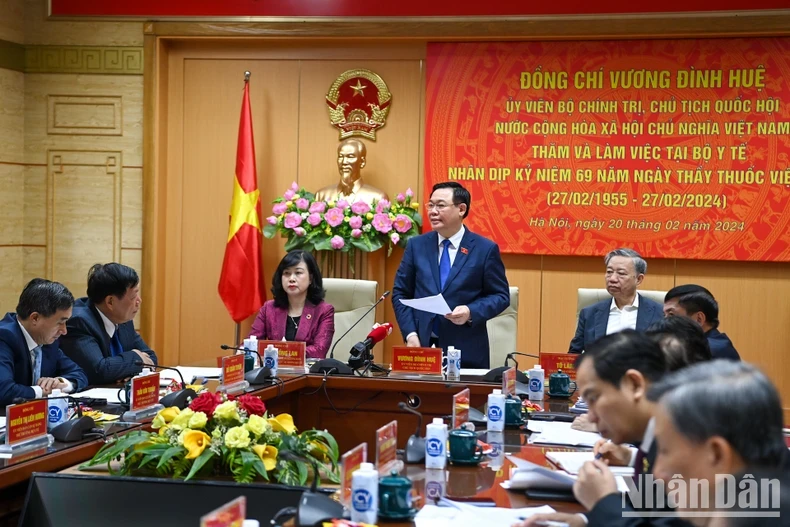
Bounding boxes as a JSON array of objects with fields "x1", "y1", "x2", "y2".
[
  {"x1": 375, "y1": 420, "x2": 398, "y2": 475},
  {"x1": 340, "y1": 442, "x2": 368, "y2": 507},
  {"x1": 258, "y1": 340, "x2": 306, "y2": 369},
  {"x1": 200, "y1": 496, "x2": 245, "y2": 527},
  {"x1": 221, "y1": 354, "x2": 246, "y2": 386},
  {"x1": 391, "y1": 346, "x2": 442, "y2": 375},
  {"x1": 452, "y1": 388, "x2": 470, "y2": 429},
  {"x1": 131, "y1": 372, "x2": 160, "y2": 411},
  {"x1": 503, "y1": 366, "x2": 517, "y2": 396},
  {"x1": 540, "y1": 353, "x2": 578, "y2": 380},
  {"x1": 6, "y1": 399, "x2": 48, "y2": 446}
]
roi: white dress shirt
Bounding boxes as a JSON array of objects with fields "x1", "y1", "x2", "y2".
[
  {"x1": 405, "y1": 225, "x2": 467, "y2": 342},
  {"x1": 96, "y1": 306, "x2": 117, "y2": 339},
  {"x1": 17, "y1": 321, "x2": 73, "y2": 398},
  {"x1": 606, "y1": 294, "x2": 639, "y2": 335},
  {"x1": 629, "y1": 416, "x2": 656, "y2": 467}
]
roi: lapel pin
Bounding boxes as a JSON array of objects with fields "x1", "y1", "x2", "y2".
[
  {"x1": 460, "y1": 247, "x2": 469, "y2": 255},
  {"x1": 306, "y1": 314, "x2": 312, "y2": 320}
]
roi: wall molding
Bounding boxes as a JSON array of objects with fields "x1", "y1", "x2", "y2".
[
  {"x1": 25, "y1": 46, "x2": 143, "y2": 75},
  {"x1": 0, "y1": 39, "x2": 25, "y2": 72}
]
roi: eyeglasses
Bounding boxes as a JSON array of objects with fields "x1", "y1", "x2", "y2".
[{"x1": 426, "y1": 202, "x2": 454, "y2": 212}]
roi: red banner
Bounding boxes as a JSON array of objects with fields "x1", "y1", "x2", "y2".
[
  {"x1": 425, "y1": 38, "x2": 790, "y2": 261},
  {"x1": 6, "y1": 400, "x2": 47, "y2": 446},
  {"x1": 540, "y1": 354, "x2": 578, "y2": 381},
  {"x1": 221, "y1": 354, "x2": 245, "y2": 386},
  {"x1": 131, "y1": 373, "x2": 160, "y2": 411},
  {"x1": 258, "y1": 340, "x2": 305, "y2": 369},
  {"x1": 391, "y1": 346, "x2": 443, "y2": 375}
]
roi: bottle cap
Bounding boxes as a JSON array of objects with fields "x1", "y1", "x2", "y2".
[
  {"x1": 51, "y1": 389, "x2": 62, "y2": 396},
  {"x1": 492, "y1": 389, "x2": 502, "y2": 395},
  {"x1": 534, "y1": 365, "x2": 541, "y2": 369},
  {"x1": 242, "y1": 520, "x2": 260, "y2": 527},
  {"x1": 359, "y1": 462, "x2": 375, "y2": 471},
  {"x1": 142, "y1": 368, "x2": 151, "y2": 375},
  {"x1": 432, "y1": 417, "x2": 444, "y2": 425}
]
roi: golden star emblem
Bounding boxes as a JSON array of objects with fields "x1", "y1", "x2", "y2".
[
  {"x1": 227, "y1": 177, "x2": 261, "y2": 241},
  {"x1": 350, "y1": 79, "x2": 367, "y2": 97}
]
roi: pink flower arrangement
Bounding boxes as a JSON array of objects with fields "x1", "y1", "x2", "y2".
[{"x1": 263, "y1": 184, "x2": 422, "y2": 261}]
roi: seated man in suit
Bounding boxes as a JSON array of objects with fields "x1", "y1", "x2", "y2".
[
  {"x1": 646, "y1": 361, "x2": 787, "y2": 524},
  {"x1": 569, "y1": 248, "x2": 664, "y2": 353},
  {"x1": 0, "y1": 279, "x2": 88, "y2": 406},
  {"x1": 663, "y1": 285, "x2": 740, "y2": 360},
  {"x1": 524, "y1": 330, "x2": 690, "y2": 527},
  {"x1": 60, "y1": 263, "x2": 157, "y2": 385},
  {"x1": 392, "y1": 182, "x2": 510, "y2": 369},
  {"x1": 644, "y1": 316, "x2": 712, "y2": 371}
]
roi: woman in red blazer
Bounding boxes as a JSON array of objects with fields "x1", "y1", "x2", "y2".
[{"x1": 249, "y1": 250, "x2": 335, "y2": 358}]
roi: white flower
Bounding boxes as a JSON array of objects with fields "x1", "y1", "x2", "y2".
[
  {"x1": 362, "y1": 224, "x2": 372, "y2": 232},
  {"x1": 301, "y1": 212, "x2": 309, "y2": 219}
]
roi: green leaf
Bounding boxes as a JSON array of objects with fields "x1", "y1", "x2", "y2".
[
  {"x1": 296, "y1": 459, "x2": 309, "y2": 486},
  {"x1": 412, "y1": 213, "x2": 423, "y2": 228},
  {"x1": 263, "y1": 224, "x2": 278, "y2": 238},
  {"x1": 157, "y1": 446, "x2": 186, "y2": 469},
  {"x1": 313, "y1": 238, "x2": 333, "y2": 251},
  {"x1": 184, "y1": 448, "x2": 215, "y2": 481},
  {"x1": 284, "y1": 236, "x2": 305, "y2": 251},
  {"x1": 251, "y1": 457, "x2": 269, "y2": 481},
  {"x1": 307, "y1": 430, "x2": 340, "y2": 464}
]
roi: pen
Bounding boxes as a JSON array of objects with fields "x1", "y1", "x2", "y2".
[{"x1": 594, "y1": 438, "x2": 612, "y2": 460}]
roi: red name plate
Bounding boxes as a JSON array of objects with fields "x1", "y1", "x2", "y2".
[
  {"x1": 131, "y1": 372, "x2": 161, "y2": 411},
  {"x1": 452, "y1": 388, "x2": 470, "y2": 429},
  {"x1": 376, "y1": 420, "x2": 398, "y2": 475},
  {"x1": 503, "y1": 367, "x2": 517, "y2": 396},
  {"x1": 200, "y1": 496, "x2": 246, "y2": 527},
  {"x1": 391, "y1": 346, "x2": 443, "y2": 375},
  {"x1": 540, "y1": 353, "x2": 578, "y2": 380},
  {"x1": 340, "y1": 442, "x2": 368, "y2": 506},
  {"x1": 222, "y1": 354, "x2": 245, "y2": 386},
  {"x1": 6, "y1": 399, "x2": 48, "y2": 446},
  {"x1": 258, "y1": 340, "x2": 306, "y2": 369}
]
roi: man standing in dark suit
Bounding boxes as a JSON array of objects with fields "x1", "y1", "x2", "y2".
[
  {"x1": 663, "y1": 286, "x2": 740, "y2": 361},
  {"x1": 392, "y1": 182, "x2": 510, "y2": 369},
  {"x1": 0, "y1": 279, "x2": 88, "y2": 406},
  {"x1": 569, "y1": 248, "x2": 664, "y2": 353},
  {"x1": 60, "y1": 263, "x2": 157, "y2": 385}
]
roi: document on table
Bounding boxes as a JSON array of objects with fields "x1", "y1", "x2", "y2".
[
  {"x1": 415, "y1": 501, "x2": 556, "y2": 527},
  {"x1": 528, "y1": 421, "x2": 601, "y2": 448},
  {"x1": 399, "y1": 294, "x2": 452, "y2": 316},
  {"x1": 74, "y1": 387, "x2": 123, "y2": 404},
  {"x1": 546, "y1": 451, "x2": 635, "y2": 476},
  {"x1": 160, "y1": 366, "x2": 222, "y2": 386}
]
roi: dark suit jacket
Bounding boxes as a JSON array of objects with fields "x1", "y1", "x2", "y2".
[
  {"x1": 705, "y1": 328, "x2": 741, "y2": 360},
  {"x1": 0, "y1": 312, "x2": 88, "y2": 406},
  {"x1": 248, "y1": 300, "x2": 335, "y2": 359},
  {"x1": 59, "y1": 298, "x2": 157, "y2": 385},
  {"x1": 569, "y1": 294, "x2": 664, "y2": 353},
  {"x1": 392, "y1": 228, "x2": 510, "y2": 369},
  {"x1": 587, "y1": 441, "x2": 693, "y2": 527}
]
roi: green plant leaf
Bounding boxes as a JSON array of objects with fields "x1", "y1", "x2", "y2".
[
  {"x1": 313, "y1": 238, "x2": 333, "y2": 251},
  {"x1": 251, "y1": 457, "x2": 269, "y2": 481},
  {"x1": 263, "y1": 224, "x2": 278, "y2": 238},
  {"x1": 157, "y1": 446, "x2": 186, "y2": 469},
  {"x1": 284, "y1": 236, "x2": 305, "y2": 251},
  {"x1": 184, "y1": 448, "x2": 215, "y2": 481}
]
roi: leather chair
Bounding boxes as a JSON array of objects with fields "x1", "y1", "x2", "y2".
[
  {"x1": 322, "y1": 278, "x2": 378, "y2": 362},
  {"x1": 576, "y1": 288, "x2": 667, "y2": 326},
  {"x1": 486, "y1": 286, "x2": 519, "y2": 368}
]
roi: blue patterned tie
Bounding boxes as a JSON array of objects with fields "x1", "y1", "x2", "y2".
[
  {"x1": 433, "y1": 239, "x2": 453, "y2": 335},
  {"x1": 32, "y1": 346, "x2": 42, "y2": 385},
  {"x1": 110, "y1": 329, "x2": 123, "y2": 357}
]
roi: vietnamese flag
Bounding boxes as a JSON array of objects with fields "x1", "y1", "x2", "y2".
[{"x1": 218, "y1": 78, "x2": 266, "y2": 323}]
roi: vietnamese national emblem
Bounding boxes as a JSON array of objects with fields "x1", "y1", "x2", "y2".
[{"x1": 326, "y1": 69, "x2": 392, "y2": 141}]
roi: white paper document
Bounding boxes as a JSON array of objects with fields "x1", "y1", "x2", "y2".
[
  {"x1": 399, "y1": 294, "x2": 452, "y2": 316},
  {"x1": 160, "y1": 366, "x2": 222, "y2": 386},
  {"x1": 415, "y1": 501, "x2": 556, "y2": 527},
  {"x1": 74, "y1": 387, "x2": 123, "y2": 404},
  {"x1": 546, "y1": 451, "x2": 635, "y2": 476},
  {"x1": 528, "y1": 421, "x2": 601, "y2": 447}
]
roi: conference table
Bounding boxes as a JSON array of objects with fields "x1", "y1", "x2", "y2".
[{"x1": 0, "y1": 371, "x2": 586, "y2": 525}]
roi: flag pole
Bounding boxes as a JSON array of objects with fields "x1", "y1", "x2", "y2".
[
  {"x1": 244, "y1": 70, "x2": 250, "y2": 82},
  {"x1": 235, "y1": 323, "x2": 241, "y2": 345}
]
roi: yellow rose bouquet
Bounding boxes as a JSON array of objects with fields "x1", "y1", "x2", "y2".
[{"x1": 81, "y1": 392, "x2": 339, "y2": 486}]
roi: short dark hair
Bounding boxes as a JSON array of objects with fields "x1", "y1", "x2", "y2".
[
  {"x1": 271, "y1": 250, "x2": 325, "y2": 309},
  {"x1": 664, "y1": 284, "x2": 713, "y2": 302},
  {"x1": 86, "y1": 263, "x2": 140, "y2": 304},
  {"x1": 645, "y1": 316, "x2": 712, "y2": 371},
  {"x1": 648, "y1": 361, "x2": 787, "y2": 468},
  {"x1": 16, "y1": 278, "x2": 74, "y2": 319},
  {"x1": 676, "y1": 292, "x2": 720, "y2": 329},
  {"x1": 575, "y1": 329, "x2": 667, "y2": 387},
  {"x1": 431, "y1": 182, "x2": 471, "y2": 218}
]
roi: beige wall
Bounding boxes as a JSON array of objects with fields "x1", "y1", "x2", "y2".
[{"x1": 0, "y1": 0, "x2": 144, "y2": 319}]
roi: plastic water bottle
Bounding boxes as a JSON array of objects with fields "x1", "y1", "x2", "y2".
[
  {"x1": 263, "y1": 344, "x2": 278, "y2": 377},
  {"x1": 445, "y1": 346, "x2": 461, "y2": 381},
  {"x1": 350, "y1": 462, "x2": 378, "y2": 524},
  {"x1": 528, "y1": 365, "x2": 545, "y2": 402},
  {"x1": 486, "y1": 431, "x2": 505, "y2": 470},
  {"x1": 47, "y1": 389, "x2": 68, "y2": 430},
  {"x1": 425, "y1": 417, "x2": 447, "y2": 469},
  {"x1": 487, "y1": 388, "x2": 505, "y2": 432},
  {"x1": 243, "y1": 336, "x2": 258, "y2": 370}
]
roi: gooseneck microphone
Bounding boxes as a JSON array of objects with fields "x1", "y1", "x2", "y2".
[
  {"x1": 482, "y1": 351, "x2": 540, "y2": 384},
  {"x1": 310, "y1": 290, "x2": 391, "y2": 376},
  {"x1": 347, "y1": 323, "x2": 393, "y2": 369},
  {"x1": 133, "y1": 360, "x2": 197, "y2": 409},
  {"x1": 219, "y1": 344, "x2": 271, "y2": 385},
  {"x1": 398, "y1": 401, "x2": 426, "y2": 463}
]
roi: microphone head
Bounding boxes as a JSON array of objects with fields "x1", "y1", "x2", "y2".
[
  {"x1": 381, "y1": 290, "x2": 391, "y2": 298},
  {"x1": 398, "y1": 401, "x2": 408, "y2": 410},
  {"x1": 220, "y1": 344, "x2": 231, "y2": 350},
  {"x1": 366, "y1": 322, "x2": 393, "y2": 344}
]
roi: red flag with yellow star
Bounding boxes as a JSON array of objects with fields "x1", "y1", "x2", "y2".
[{"x1": 218, "y1": 79, "x2": 266, "y2": 323}]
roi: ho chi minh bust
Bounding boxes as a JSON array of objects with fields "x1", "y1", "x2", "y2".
[{"x1": 314, "y1": 138, "x2": 389, "y2": 206}]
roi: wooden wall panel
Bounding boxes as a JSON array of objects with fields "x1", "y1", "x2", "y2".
[
  {"x1": 176, "y1": 58, "x2": 300, "y2": 366},
  {"x1": 0, "y1": 247, "x2": 23, "y2": 313},
  {"x1": 502, "y1": 254, "x2": 543, "y2": 366},
  {"x1": 0, "y1": 0, "x2": 24, "y2": 44},
  {"x1": 47, "y1": 150, "x2": 121, "y2": 296},
  {"x1": 121, "y1": 166, "x2": 143, "y2": 249},
  {"x1": 23, "y1": 165, "x2": 46, "y2": 245}
]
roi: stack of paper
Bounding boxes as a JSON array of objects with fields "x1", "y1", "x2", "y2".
[
  {"x1": 528, "y1": 421, "x2": 601, "y2": 447},
  {"x1": 415, "y1": 499, "x2": 556, "y2": 527},
  {"x1": 570, "y1": 396, "x2": 588, "y2": 414},
  {"x1": 546, "y1": 451, "x2": 634, "y2": 476},
  {"x1": 501, "y1": 456, "x2": 576, "y2": 491}
]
